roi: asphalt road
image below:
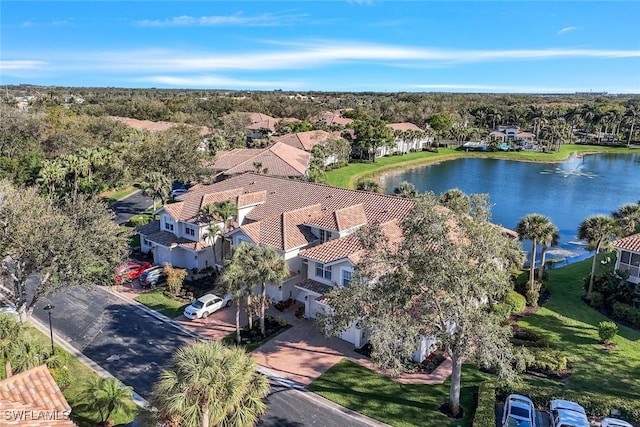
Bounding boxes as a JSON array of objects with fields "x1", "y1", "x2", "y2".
[
  {"x1": 32, "y1": 286, "x2": 379, "y2": 426},
  {"x1": 108, "y1": 190, "x2": 154, "y2": 225}
]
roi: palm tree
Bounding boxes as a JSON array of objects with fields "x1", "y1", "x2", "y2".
[
  {"x1": 37, "y1": 160, "x2": 66, "y2": 195},
  {"x1": 151, "y1": 341, "x2": 270, "y2": 427},
  {"x1": 613, "y1": 203, "x2": 640, "y2": 236},
  {"x1": 230, "y1": 242, "x2": 260, "y2": 330},
  {"x1": 0, "y1": 314, "x2": 22, "y2": 378},
  {"x1": 255, "y1": 246, "x2": 289, "y2": 337},
  {"x1": 538, "y1": 224, "x2": 559, "y2": 281},
  {"x1": 624, "y1": 101, "x2": 639, "y2": 147},
  {"x1": 60, "y1": 153, "x2": 89, "y2": 200},
  {"x1": 393, "y1": 181, "x2": 417, "y2": 198},
  {"x1": 218, "y1": 261, "x2": 249, "y2": 345},
  {"x1": 79, "y1": 376, "x2": 135, "y2": 426},
  {"x1": 516, "y1": 214, "x2": 553, "y2": 290},
  {"x1": 200, "y1": 204, "x2": 222, "y2": 265},
  {"x1": 356, "y1": 179, "x2": 381, "y2": 193},
  {"x1": 140, "y1": 171, "x2": 172, "y2": 211},
  {"x1": 9, "y1": 336, "x2": 62, "y2": 374},
  {"x1": 439, "y1": 189, "x2": 471, "y2": 214},
  {"x1": 578, "y1": 215, "x2": 620, "y2": 296},
  {"x1": 213, "y1": 200, "x2": 238, "y2": 260}
]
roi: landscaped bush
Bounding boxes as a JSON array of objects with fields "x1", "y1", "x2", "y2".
[
  {"x1": 505, "y1": 291, "x2": 527, "y2": 314},
  {"x1": 128, "y1": 214, "x2": 151, "y2": 227},
  {"x1": 528, "y1": 348, "x2": 568, "y2": 374},
  {"x1": 598, "y1": 321, "x2": 619, "y2": 344},
  {"x1": 587, "y1": 291, "x2": 604, "y2": 308},
  {"x1": 612, "y1": 302, "x2": 640, "y2": 328},
  {"x1": 511, "y1": 327, "x2": 549, "y2": 348},
  {"x1": 472, "y1": 381, "x2": 496, "y2": 427},
  {"x1": 493, "y1": 303, "x2": 512, "y2": 319}
]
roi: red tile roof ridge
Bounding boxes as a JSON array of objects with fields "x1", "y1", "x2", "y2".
[{"x1": 614, "y1": 233, "x2": 640, "y2": 252}]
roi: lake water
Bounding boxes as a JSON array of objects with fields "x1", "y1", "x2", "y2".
[{"x1": 381, "y1": 153, "x2": 640, "y2": 264}]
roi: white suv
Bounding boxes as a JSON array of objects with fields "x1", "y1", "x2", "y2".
[
  {"x1": 549, "y1": 399, "x2": 589, "y2": 427},
  {"x1": 183, "y1": 293, "x2": 232, "y2": 320},
  {"x1": 601, "y1": 418, "x2": 634, "y2": 427}
]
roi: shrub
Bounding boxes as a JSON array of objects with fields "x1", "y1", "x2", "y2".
[
  {"x1": 128, "y1": 215, "x2": 150, "y2": 227},
  {"x1": 511, "y1": 327, "x2": 549, "y2": 348},
  {"x1": 587, "y1": 291, "x2": 604, "y2": 308},
  {"x1": 493, "y1": 303, "x2": 512, "y2": 320},
  {"x1": 612, "y1": 302, "x2": 640, "y2": 328},
  {"x1": 525, "y1": 288, "x2": 540, "y2": 307},
  {"x1": 164, "y1": 264, "x2": 187, "y2": 295},
  {"x1": 472, "y1": 381, "x2": 496, "y2": 426},
  {"x1": 598, "y1": 321, "x2": 618, "y2": 344},
  {"x1": 528, "y1": 348, "x2": 568, "y2": 374},
  {"x1": 505, "y1": 291, "x2": 527, "y2": 314}
]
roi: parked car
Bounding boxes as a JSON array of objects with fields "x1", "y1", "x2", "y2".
[
  {"x1": 502, "y1": 394, "x2": 536, "y2": 427},
  {"x1": 183, "y1": 293, "x2": 232, "y2": 320},
  {"x1": 169, "y1": 188, "x2": 188, "y2": 199},
  {"x1": 0, "y1": 302, "x2": 18, "y2": 318},
  {"x1": 601, "y1": 418, "x2": 635, "y2": 427},
  {"x1": 549, "y1": 399, "x2": 589, "y2": 427},
  {"x1": 139, "y1": 265, "x2": 168, "y2": 288},
  {"x1": 114, "y1": 261, "x2": 152, "y2": 284}
]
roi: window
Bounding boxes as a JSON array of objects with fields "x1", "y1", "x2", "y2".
[
  {"x1": 619, "y1": 250, "x2": 640, "y2": 278},
  {"x1": 185, "y1": 226, "x2": 195, "y2": 237},
  {"x1": 315, "y1": 262, "x2": 331, "y2": 281},
  {"x1": 164, "y1": 222, "x2": 174, "y2": 231},
  {"x1": 319, "y1": 229, "x2": 329, "y2": 243},
  {"x1": 621, "y1": 251, "x2": 630, "y2": 264},
  {"x1": 342, "y1": 270, "x2": 352, "y2": 287}
]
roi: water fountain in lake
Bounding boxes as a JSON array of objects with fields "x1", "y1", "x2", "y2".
[{"x1": 540, "y1": 152, "x2": 597, "y2": 178}]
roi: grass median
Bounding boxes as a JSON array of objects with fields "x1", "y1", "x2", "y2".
[{"x1": 134, "y1": 288, "x2": 189, "y2": 319}]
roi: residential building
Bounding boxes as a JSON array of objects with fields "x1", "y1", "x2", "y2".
[
  {"x1": 0, "y1": 365, "x2": 75, "y2": 426},
  {"x1": 205, "y1": 142, "x2": 311, "y2": 179},
  {"x1": 489, "y1": 125, "x2": 535, "y2": 143},
  {"x1": 380, "y1": 122, "x2": 432, "y2": 156},
  {"x1": 613, "y1": 233, "x2": 640, "y2": 284},
  {"x1": 309, "y1": 110, "x2": 354, "y2": 127},
  {"x1": 271, "y1": 130, "x2": 347, "y2": 166},
  {"x1": 242, "y1": 112, "x2": 280, "y2": 140}
]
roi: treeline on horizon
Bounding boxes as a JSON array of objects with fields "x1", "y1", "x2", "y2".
[{"x1": 1, "y1": 84, "x2": 638, "y2": 203}]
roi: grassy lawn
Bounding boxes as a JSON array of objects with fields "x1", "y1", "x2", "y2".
[
  {"x1": 11, "y1": 326, "x2": 139, "y2": 427},
  {"x1": 134, "y1": 288, "x2": 189, "y2": 319},
  {"x1": 309, "y1": 360, "x2": 486, "y2": 427},
  {"x1": 325, "y1": 144, "x2": 637, "y2": 189},
  {"x1": 99, "y1": 185, "x2": 138, "y2": 202},
  {"x1": 516, "y1": 254, "x2": 640, "y2": 405}
]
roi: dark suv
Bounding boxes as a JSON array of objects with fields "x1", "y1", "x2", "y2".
[{"x1": 139, "y1": 265, "x2": 168, "y2": 288}]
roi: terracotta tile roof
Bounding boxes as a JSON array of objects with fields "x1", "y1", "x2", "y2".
[
  {"x1": 141, "y1": 228, "x2": 210, "y2": 249},
  {"x1": 246, "y1": 112, "x2": 277, "y2": 123},
  {"x1": 307, "y1": 204, "x2": 367, "y2": 232},
  {"x1": 388, "y1": 122, "x2": 423, "y2": 132},
  {"x1": 0, "y1": 365, "x2": 75, "y2": 426},
  {"x1": 271, "y1": 130, "x2": 336, "y2": 151},
  {"x1": 237, "y1": 190, "x2": 267, "y2": 207},
  {"x1": 246, "y1": 119, "x2": 279, "y2": 132},
  {"x1": 517, "y1": 131, "x2": 535, "y2": 137},
  {"x1": 309, "y1": 111, "x2": 353, "y2": 126},
  {"x1": 109, "y1": 116, "x2": 210, "y2": 135},
  {"x1": 490, "y1": 131, "x2": 507, "y2": 137},
  {"x1": 208, "y1": 143, "x2": 310, "y2": 177},
  {"x1": 614, "y1": 233, "x2": 640, "y2": 252},
  {"x1": 295, "y1": 278, "x2": 334, "y2": 295},
  {"x1": 163, "y1": 188, "x2": 246, "y2": 223}
]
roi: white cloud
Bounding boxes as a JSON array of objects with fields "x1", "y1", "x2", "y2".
[
  {"x1": 0, "y1": 60, "x2": 47, "y2": 70},
  {"x1": 557, "y1": 26, "x2": 577, "y2": 35},
  {"x1": 136, "y1": 12, "x2": 307, "y2": 27},
  {"x1": 141, "y1": 74, "x2": 301, "y2": 88}
]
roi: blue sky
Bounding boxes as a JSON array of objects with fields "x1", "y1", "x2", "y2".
[{"x1": 1, "y1": 1, "x2": 639, "y2": 93}]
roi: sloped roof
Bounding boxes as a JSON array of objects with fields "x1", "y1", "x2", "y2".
[
  {"x1": 108, "y1": 116, "x2": 210, "y2": 136},
  {"x1": 179, "y1": 174, "x2": 414, "y2": 251},
  {"x1": 209, "y1": 143, "x2": 310, "y2": 177},
  {"x1": 271, "y1": 130, "x2": 336, "y2": 151},
  {"x1": 309, "y1": 111, "x2": 353, "y2": 126},
  {"x1": 388, "y1": 122, "x2": 423, "y2": 132},
  {"x1": 0, "y1": 365, "x2": 75, "y2": 426},
  {"x1": 246, "y1": 119, "x2": 279, "y2": 132},
  {"x1": 306, "y1": 204, "x2": 367, "y2": 232},
  {"x1": 614, "y1": 233, "x2": 640, "y2": 252},
  {"x1": 295, "y1": 278, "x2": 334, "y2": 295}
]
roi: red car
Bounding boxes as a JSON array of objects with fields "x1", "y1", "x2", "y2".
[{"x1": 114, "y1": 261, "x2": 152, "y2": 284}]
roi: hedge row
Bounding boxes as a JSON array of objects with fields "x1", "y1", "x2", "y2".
[
  {"x1": 613, "y1": 302, "x2": 640, "y2": 328},
  {"x1": 473, "y1": 381, "x2": 497, "y2": 427},
  {"x1": 497, "y1": 385, "x2": 640, "y2": 423}
]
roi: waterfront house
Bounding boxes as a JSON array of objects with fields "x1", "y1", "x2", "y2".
[
  {"x1": 489, "y1": 125, "x2": 535, "y2": 144},
  {"x1": 271, "y1": 130, "x2": 348, "y2": 166},
  {"x1": 612, "y1": 233, "x2": 640, "y2": 285}
]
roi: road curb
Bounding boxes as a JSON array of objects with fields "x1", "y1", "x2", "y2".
[{"x1": 28, "y1": 315, "x2": 150, "y2": 410}]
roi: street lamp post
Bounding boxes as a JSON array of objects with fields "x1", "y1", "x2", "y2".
[{"x1": 43, "y1": 304, "x2": 55, "y2": 356}]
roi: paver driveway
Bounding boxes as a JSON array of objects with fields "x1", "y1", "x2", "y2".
[{"x1": 175, "y1": 304, "x2": 248, "y2": 341}]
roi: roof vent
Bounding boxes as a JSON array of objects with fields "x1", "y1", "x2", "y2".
[{"x1": 269, "y1": 191, "x2": 277, "y2": 194}]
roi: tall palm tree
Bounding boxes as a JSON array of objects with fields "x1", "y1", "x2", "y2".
[
  {"x1": 60, "y1": 153, "x2": 89, "y2": 200},
  {"x1": 516, "y1": 214, "x2": 552, "y2": 290},
  {"x1": 213, "y1": 200, "x2": 238, "y2": 260},
  {"x1": 79, "y1": 376, "x2": 135, "y2": 426},
  {"x1": 151, "y1": 341, "x2": 270, "y2": 427},
  {"x1": 255, "y1": 246, "x2": 289, "y2": 337},
  {"x1": 230, "y1": 242, "x2": 260, "y2": 330},
  {"x1": 0, "y1": 314, "x2": 22, "y2": 378},
  {"x1": 538, "y1": 224, "x2": 559, "y2": 281},
  {"x1": 578, "y1": 215, "x2": 620, "y2": 296},
  {"x1": 613, "y1": 203, "x2": 640, "y2": 236},
  {"x1": 36, "y1": 160, "x2": 66, "y2": 195},
  {"x1": 218, "y1": 261, "x2": 249, "y2": 345},
  {"x1": 624, "y1": 101, "x2": 639, "y2": 147},
  {"x1": 140, "y1": 171, "x2": 172, "y2": 211},
  {"x1": 9, "y1": 336, "x2": 62, "y2": 374},
  {"x1": 393, "y1": 181, "x2": 417, "y2": 198},
  {"x1": 200, "y1": 204, "x2": 222, "y2": 265},
  {"x1": 439, "y1": 188, "x2": 471, "y2": 214}
]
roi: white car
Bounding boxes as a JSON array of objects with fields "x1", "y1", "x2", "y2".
[
  {"x1": 183, "y1": 293, "x2": 232, "y2": 320},
  {"x1": 549, "y1": 399, "x2": 589, "y2": 427},
  {"x1": 502, "y1": 394, "x2": 536, "y2": 427},
  {"x1": 0, "y1": 302, "x2": 18, "y2": 318},
  {"x1": 601, "y1": 418, "x2": 635, "y2": 427},
  {"x1": 169, "y1": 188, "x2": 188, "y2": 199}
]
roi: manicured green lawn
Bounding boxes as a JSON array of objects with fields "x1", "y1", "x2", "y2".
[
  {"x1": 9, "y1": 326, "x2": 140, "y2": 427},
  {"x1": 99, "y1": 186, "x2": 138, "y2": 202},
  {"x1": 325, "y1": 144, "x2": 637, "y2": 189},
  {"x1": 134, "y1": 288, "x2": 189, "y2": 319},
  {"x1": 309, "y1": 360, "x2": 486, "y2": 427},
  {"x1": 517, "y1": 254, "x2": 640, "y2": 404}
]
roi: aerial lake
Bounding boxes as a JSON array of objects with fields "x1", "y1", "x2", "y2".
[{"x1": 381, "y1": 153, "x2": 640, "y2": 264}]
